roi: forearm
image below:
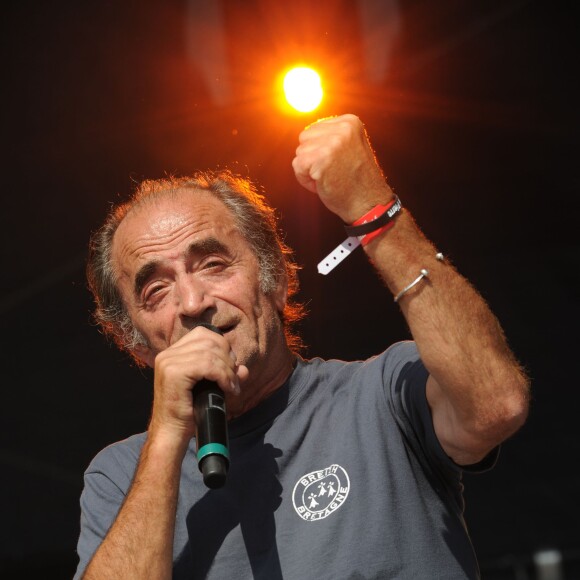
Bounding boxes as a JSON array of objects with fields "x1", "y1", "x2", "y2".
[
  {"x1": 82, "y1": 435, "x2": 185, "y2": 579},
  {"x1": 365, "y1": 209, "x2": 529, "y2": 438}
]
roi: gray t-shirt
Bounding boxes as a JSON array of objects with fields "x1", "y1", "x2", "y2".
[{"x1": 75, "y1": 341, "x2": 496, "y2": 579}]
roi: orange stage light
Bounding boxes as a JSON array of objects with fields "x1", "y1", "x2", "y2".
[{"x1": 279, "y1": 66, "x2": 324, "y2": 114}]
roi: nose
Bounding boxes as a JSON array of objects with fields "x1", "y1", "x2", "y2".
[{"x1": 176, "y1": 275, "x2": 215, "y2": 321}]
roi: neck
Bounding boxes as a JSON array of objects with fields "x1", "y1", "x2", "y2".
[{"x1": 226, "y1": 347, "x2": 295, "y2": 420}]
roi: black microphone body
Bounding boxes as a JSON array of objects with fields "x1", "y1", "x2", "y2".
[{"x1": 192, "y1": 324, "x2": 229, "y2": 489}]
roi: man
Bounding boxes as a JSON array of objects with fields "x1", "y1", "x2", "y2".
[{"x1": 75, "y1": 114, "x2": 529, "y2": 579}]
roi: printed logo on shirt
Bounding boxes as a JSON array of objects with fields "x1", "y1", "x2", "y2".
[{"x1": 292, "y1": 464, "x2": 350, "y2": 521}]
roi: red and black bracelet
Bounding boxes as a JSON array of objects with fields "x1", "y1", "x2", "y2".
[{"x1": 343, "y1": 196, "x2": 402, "y2": 246}]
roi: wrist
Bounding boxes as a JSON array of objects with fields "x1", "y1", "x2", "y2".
[
  {"x1": 146, "y1": 422, "x2": 192, "y2": 460},
  {"x1": 344, "y1": 196, "x2": 402, "y2": 245},
  {"x1": 339, "y1": 194, "x2": 395, "y2": 224}
]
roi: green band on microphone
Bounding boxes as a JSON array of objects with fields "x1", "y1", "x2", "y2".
[{"x1": 197, "y1": 443, "x2": 230, "y2": 462}]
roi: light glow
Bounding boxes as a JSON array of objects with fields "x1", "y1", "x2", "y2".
[{"x1": 283, "y1": 67, "x2": 323, "y2": 113}]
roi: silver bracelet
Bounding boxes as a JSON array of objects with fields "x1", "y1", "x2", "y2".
[
  {"x1": 393, "y1": 253, "x2": 445, "y2": 303},
  {"x1": 393, "y1": 269, "x2": 429, "y2": 303}
]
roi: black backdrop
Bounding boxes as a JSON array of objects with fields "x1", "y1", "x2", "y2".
[{"x1": 1, "y1": 1, "x2": 578, "y2": 578}]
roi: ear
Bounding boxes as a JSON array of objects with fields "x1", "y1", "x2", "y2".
[
  {"x1": 273, "y1": 273, "x2": 289, "y2": 314},
  {"x1": 131, "y1": 343, "x2": 156, "y2": 368}
]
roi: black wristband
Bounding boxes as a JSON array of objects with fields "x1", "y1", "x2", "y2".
[{"x1": 343, "y1": 196, "x2": 402, "y2": 237}]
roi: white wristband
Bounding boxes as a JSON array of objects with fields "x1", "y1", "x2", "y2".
[{"x1": 317, "y1": 236, "x2": 361, "y2": 275}]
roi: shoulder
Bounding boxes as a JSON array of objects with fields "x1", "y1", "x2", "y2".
[
  {"x1": 295, "y1": 341, "x2": 423, "y2": 397},
  {"x1": 304, "y1": 341, "x2": 420, "y2": 376}
]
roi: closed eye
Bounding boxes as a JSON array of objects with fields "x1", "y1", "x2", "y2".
[
  {"x1": 202, "y1": 258, "x2": 227, "y2": 270},
  {"x1": 142, "y1": 283, "x2": 168, "y2": 305}
]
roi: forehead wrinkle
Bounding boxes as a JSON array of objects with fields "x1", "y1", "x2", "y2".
[
  {"x1": 113, "y1": 213, "x2": 190, "y2": 276},
  {"x1": 113, "y1": 205, "x2": 202, "y2": 280}
]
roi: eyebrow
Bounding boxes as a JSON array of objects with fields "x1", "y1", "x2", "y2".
[
  {"x1": 134, "y1": 261, "x2": 161, "y2": 298},
  {"x1": 132, "y1": 236, "x2": 231, "y2": 297}
]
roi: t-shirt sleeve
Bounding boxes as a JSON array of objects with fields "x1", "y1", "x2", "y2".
[
  {"x1": 74, "y1": 472, "x2": 126, "y2": 578},
  {"x1": 382, "y1": 341, "x2": 499, "y2": 477},
  {"x1": 73, "y1": 443, "x2": 139, "y2": 579}
]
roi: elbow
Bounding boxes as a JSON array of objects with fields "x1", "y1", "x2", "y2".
[
  {"x1": 498, "y1": 390, "x2": 529, "y2": 439},
  {"x1": 480, "y1": 373, "x2": 531, "y2": 442},
  {"x1": 456, "y1": 384, "x2": 529, "y2": 465},
  {"x1": 506, "y1": 368, "x2": 531, "y2": 425},
  {"x1": 430, "y1": 369, "x2": 530, "y2": 465}
]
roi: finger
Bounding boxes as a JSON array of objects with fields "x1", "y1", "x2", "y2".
[
  {"x1": 292, "y1": 156, "x2": 318, "y2": 194},
  {"x1": 158, "y1": 335, "x2": 239, "y2": 394},
  {"x1": 230, "y1": 363, "x2": 249, "y2": 395}
]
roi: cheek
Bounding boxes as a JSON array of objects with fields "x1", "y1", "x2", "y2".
[
  {"x1": 219, "y1": 271, "x2": 264, "y2": 316},
  {"x1": 255, "y1": 295, "x2": 283, "y2": 337},
  {"x1": 132, "y1": 308, "x2": 175, "y2": 349}
]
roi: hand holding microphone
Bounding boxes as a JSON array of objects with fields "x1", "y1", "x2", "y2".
[{"x1": 149, "y1": 323, "x2": 246, "y2": 489}]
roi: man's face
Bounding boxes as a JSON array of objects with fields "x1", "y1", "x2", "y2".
[{"x1": 111, "y1": 189, "x2": 288, "y2": 374}]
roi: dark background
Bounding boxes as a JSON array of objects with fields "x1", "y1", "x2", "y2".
[{"x1": 1, "y1": 1, "x2": 578, "y2": 578}]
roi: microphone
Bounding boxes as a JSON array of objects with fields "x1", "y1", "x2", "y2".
[{"x1": 192, "y1": 323, "x2": 229, "y2": 489}]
